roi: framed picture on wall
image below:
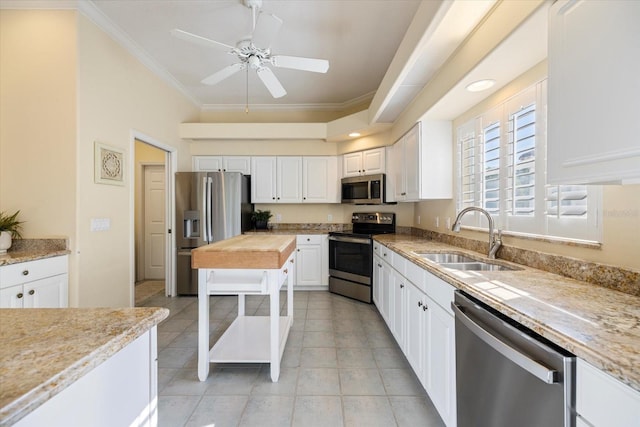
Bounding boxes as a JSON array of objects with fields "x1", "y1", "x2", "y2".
[{"x1": 94, "y1": 141, "x2": 125, "y2": 186}]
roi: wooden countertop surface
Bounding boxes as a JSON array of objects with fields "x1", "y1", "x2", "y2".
[{"x1": 191, "y1": 234, "x2": 296, "y2": 269}]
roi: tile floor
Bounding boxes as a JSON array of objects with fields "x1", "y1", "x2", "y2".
[{"x1": 139, "y1": 290, "x2": 445, "y2": 427}]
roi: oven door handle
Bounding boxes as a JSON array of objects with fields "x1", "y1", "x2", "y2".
[
  {"x1": 329, "y1": 235, "x2": 371, "y2": 245},
  {"x1": 451, "y1": 302, "x2": 559, "y2": 384}
]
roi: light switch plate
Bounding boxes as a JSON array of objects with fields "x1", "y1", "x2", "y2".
[{"x1": 91, "y1": 218, "x2": 111, "y2": 231}]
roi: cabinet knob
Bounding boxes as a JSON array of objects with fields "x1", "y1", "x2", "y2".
[
  {"x1": 283, "y1": 268, "x2": 288, "y2": 274},
  {"x1": 400, "y1": 283, "x2": 404, "y2": 289},
  {"x1": 377, "y1": 263, "x2": 382, "y2": 268},
  {"x1": 307, "y1": 238, "x2": 310, "y2": 241},
  {"x1": 418, "y1": 301, "x2": 422, "y2": 307},
  {"x1": 423, "y1": 303, "x2": 428, "y2": 311},
  {"x1": 22, "y1": 270, "x2": 29, "y2": 276},
  {"x1": 297, "y1": 249, "x2": 300, "y2": 252},
  {"x1": 272, "y1": 197, "x2": 276, "y2": 200},
  {"x1": 29, "y1": 289, "x2": 35, "y2": 295},
  {"x1": 17, "y1": 292, "x2": 23, "y2": 299},
  {"x1": 290, "y1": 258, "x2": 294, "y2": 264}
]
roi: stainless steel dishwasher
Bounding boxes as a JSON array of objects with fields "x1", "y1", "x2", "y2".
[{"x1": 452, "y1": 291, "x2": 576, "y2": 427}]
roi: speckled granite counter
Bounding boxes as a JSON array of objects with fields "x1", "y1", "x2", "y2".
[
  {"x1": 0, "y1": 239, "x2": 70, "y2": 266},
  {"x1": 0, "y1": 307, "x2": 169, "y2": 426},
  {"x1": 374, "y1": 234, "x2": 640, "y2": 393}
]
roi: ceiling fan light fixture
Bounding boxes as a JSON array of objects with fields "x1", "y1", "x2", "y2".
[
  {"x1": 466, "y1": 79, "x2": 496, "y2": 92},
  {"x1": 348, "y1": 132, "x2": 361, "y2": 138}
]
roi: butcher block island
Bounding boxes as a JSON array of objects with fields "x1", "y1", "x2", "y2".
[{"x1": 192, "y1": 234, "x2": 296, "y2": 382}]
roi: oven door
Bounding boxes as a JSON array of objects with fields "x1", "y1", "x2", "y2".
[{"x1": 328, "y1": 235, "x2": 372, "y2": 285}]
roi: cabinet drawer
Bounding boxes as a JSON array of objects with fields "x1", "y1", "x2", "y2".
[
  {"x1": 405, "y1": 260, "x2": 425, "y2": 292},
  {"x1": 577, "y1": 358, "x2": 640, "y2": 426},
  {"x1": 392, "y1": 254, "x2": 406, "y2": 276},
  {"x1": 0, "y1": 256, "x2": 68, "y2": 288},
  {"x1": 424, "y1": 272, "x2": 455, "y2": 315},
  {"x1": 296, "y1": 235, "x2": 324, "y2": 245}
]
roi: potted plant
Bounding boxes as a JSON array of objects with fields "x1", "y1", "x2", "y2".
[
  {"x1": 0, "y1": 210, "x2": 24, "y2": 253},
  {"x1": 251, "y1": 209, "x2": 273, "y2": 230}
]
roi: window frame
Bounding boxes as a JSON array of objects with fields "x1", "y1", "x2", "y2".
[{"x1": 455, "y1": 79, "x2": 602, "y2": 243}]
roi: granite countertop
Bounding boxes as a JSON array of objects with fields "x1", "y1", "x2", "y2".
[
  {"x1": 374, "y1": 234, "x2": 640, "y2": 393},
  {"x1": 0, "y1": 307, "x2": 169, "y2": 426},
  {"x1": 0, "y1": 239, "x2": 70, "y2": 266}
]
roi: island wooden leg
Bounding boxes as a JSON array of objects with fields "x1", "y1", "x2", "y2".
[
  {"x1": 198, "y1": 269, "x2": 210, "y2": 381},
  {"x1": 270, "y1": 281, "x2": 280, "y2": 382}
]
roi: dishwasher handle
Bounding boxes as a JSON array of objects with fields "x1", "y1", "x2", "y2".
[{"x1": 451, "y1": 301, "x2": 559, "y2": 384}]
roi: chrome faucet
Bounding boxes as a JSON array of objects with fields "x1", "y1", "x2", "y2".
[{"x1": 452, "y1": 207, "x2": 502, "y2": 259}]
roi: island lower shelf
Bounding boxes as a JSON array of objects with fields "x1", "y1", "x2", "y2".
[{"x1": 209, "y1": 316, "x2": 292, "y2": 363}]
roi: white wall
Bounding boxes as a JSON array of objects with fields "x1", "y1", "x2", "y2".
[{"x1": 75, "y1": 14, "x2": 199, "y2": 307}]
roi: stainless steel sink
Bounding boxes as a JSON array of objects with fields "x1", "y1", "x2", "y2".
[
  {"x1": 413, "y1": 252, "x2": 477, "y2": 264},
  {"x1": 439, "y1": 262, "x2": 519, "y2": 272}
]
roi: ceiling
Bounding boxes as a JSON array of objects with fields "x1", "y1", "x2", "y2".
[
  {"x1": 87, "y1": 0, "x2": 424, "y2": 112},
  {"x1": 3, "y1": 0, "x2": 547, "y2": 130}
]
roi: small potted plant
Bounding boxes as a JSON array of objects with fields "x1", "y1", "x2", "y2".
[
  {"x1": 0, "y1": 210, "x2": 24, "y2": 254},
  {"x1": 251, "y1": 209, "x2": 273, "y2": 230}
]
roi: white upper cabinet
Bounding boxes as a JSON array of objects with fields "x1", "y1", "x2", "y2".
[
  {"x1": 302, "y1": 156, "x2": 339, "y2": 203},
  {"x1": 251, "y1": 156, "x2": 302, "y2": 203},
  {"x1": 342, "y1": 147, "x2": 386, "y2": 177},
  {"x1": 547, "y1": 0, "x2": 640, "y2": 184},
  {"x1": 193, "y1": 156, "x2": 251, "y2": 174},
  {"x1": 390, "y1": 121, "x2": 452, "y2": 202}
]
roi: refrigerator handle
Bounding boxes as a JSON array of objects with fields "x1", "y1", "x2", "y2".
[
  {"x1": 201, "y1": 176, "x2": 209, "y2": 243},
  {"x1": 206, "y1": 176, "x2": 213, "y2": 242}
]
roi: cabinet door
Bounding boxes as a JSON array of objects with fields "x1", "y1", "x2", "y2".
[
  {"x1": 343, "y1": 152, "x2": 363, "y2": 177},
  {"x1": 0, "y1": 284, "x2": 24, "y2": 308},
  {"x1": 251, "y1": 157, "x2": 277, "y2": 203},
  {"x1": 405, "y1": 282, "x2": 426, "y2": 381},
  {"x1": 277, "y1": 157, "x2": 303, "y2": 203},
  {"x1": 362, "y1": 148, "x2": 385, "y2": 174},
  {"x1": 425, "y1": 299, "x2": 456, "y2": 427},
  {"x1": 391, "y1": 270, "x2": 406, "y2": 349},
  {"x1": 223, "y1": 156, "x2": 251, "y2": 174},
  {"x1": 548, "y1": 0, "x2": 640, "y2": 184},
  {"x1": 193, "y1": 156, "x2": 223, "y2": 171},
  {"x1": 403, "y1": 125, "x2": 420, "y2": 201},
  {"x1": 296, "y1": 244, "x2": 322, "y2": 287},
  {"x1": 303, "y1": 157, "x2": 339, "y2": 203},
  {"x1": 373, "y1": 255, "x2": 383, "y2": 307},
  {"x1": 23, "y1": 274, "x2": 68, "y2": 308}
]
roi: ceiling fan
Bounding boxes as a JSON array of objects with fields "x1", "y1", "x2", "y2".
[{"x1": 171, "y1": 0, "x2": 329, "y2": 99}]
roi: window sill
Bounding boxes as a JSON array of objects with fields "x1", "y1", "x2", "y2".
[{"x1": 458, "y1": 225, "x2": 602, "y2": 250}]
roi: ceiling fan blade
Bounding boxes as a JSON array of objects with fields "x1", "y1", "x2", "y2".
[
  {"x1": 201, "y1": 63, "x2": 244, "y2": 86},
  {"x1": 251, "y1": 12, "x2": 283, "y2": 48},
  {"x1": 256, "y1": 67, "x2": 286, "y2": 98},
  {"x1": 171, "y1": 29, "x2": 234, "y2": 51},
  {"x1": 272, "y1": 55, "x2": 329, "y2": 73}
]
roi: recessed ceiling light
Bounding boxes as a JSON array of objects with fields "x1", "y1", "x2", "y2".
[
  {"x1": 466, "y1": 79, "x2": 496, "y2": 92},
  {"x1": 348, "y1": 132, "x2": 361, "y2": 138}
]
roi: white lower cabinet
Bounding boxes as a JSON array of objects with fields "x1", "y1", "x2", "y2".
[
  {"x1": 295, "y1": 234, "x2": 328, "y2": 289},
  {"x1": 0, "y1": 255, "x2": 68, "y2": 308},
  {"x1": 373, "y1": 245, "x2": 456, "y2": 427},
  {"x1": 576, "y1": 358, "x2": 640, "y2": 427},
  {"x1": 15, "y1": 328, "x2": 158, "y2": 427}
]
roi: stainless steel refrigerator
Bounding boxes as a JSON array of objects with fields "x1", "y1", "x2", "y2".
[{"x1": 175, "y1": 172, "x2": 253, "y2": 295}]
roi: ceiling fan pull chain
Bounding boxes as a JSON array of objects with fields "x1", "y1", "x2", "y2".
[{"x1": 245, "y1": 66, "x2": 250, "y2": 114}]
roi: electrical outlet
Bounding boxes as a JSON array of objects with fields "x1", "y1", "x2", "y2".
[
  {"x1": 327, "y1": 214, "x2": 333, "y2": 222},
  {"x1": 276, "y1": 213, "x2": 282, "y2": 222},
  {"x1": 417, "y1": 215, "x2": 421, "y2": 225},
  {"x1": 435, "y1": 216, "x2": 439, "y2": 228},
  {"x1": 446, "y1": 217, "x2": 451, "y2": 229}
]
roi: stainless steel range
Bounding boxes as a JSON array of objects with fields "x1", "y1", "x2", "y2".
[{"x1": 328, "y1": 212, "x2": 395, "y2": 303}]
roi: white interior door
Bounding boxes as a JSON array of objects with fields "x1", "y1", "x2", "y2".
[{"x1": 144, "y1": 165, "x2": 165, "y2": 280}]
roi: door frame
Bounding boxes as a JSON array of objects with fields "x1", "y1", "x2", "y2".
[{"x1": 129, "y1": 130, "x2": 177, "y2": 305}]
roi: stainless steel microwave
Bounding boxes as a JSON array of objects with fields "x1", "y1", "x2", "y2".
[{"x1": 341, "y1": 173, "x2": 386, "y2": 204}]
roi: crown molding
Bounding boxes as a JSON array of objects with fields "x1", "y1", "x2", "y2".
[{"x1": 0, "y1": 0, "x2": 77, "y2": 9}]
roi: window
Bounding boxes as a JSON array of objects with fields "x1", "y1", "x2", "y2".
[{"x1": 456, "y1": 79, "x2": 601, "y2": 242}]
